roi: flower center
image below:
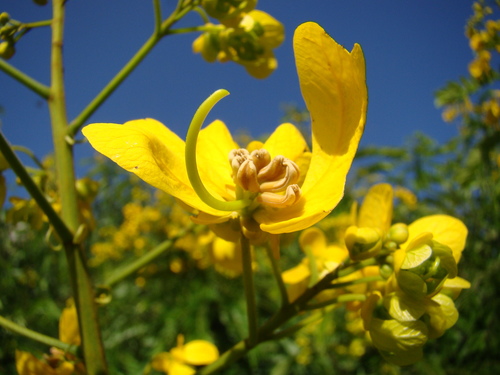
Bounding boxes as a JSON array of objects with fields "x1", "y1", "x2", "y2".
[{"x1": 229, "y1": 148, "x2": 302, "y2": 208}]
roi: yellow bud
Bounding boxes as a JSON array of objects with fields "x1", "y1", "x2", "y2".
[
  {"x1": 345, "y1": 226, "x2": 383, "y2": 261},
  {"x1": 0, "y1": 41, "x2": 15, "y2": 59},
  {"x1": 0, "y1": 12, "x2": 10, "y2": 24},
  {"x1": 388, "y1": 223, "x2": 409, "y2": 244}
]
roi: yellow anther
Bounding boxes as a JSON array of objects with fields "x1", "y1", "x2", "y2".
[
  {"x1": 250, "y1": 149, "x2": 271, "y2": 171},
  {"x1": 259, "y1": 157, "x2": 300, "y2": 193},
  {"x1": 229, "y1": 149, "x2": 250, "y2": 174},
  {"x1": 257, "y1": 184, "x2": 301, "y2": 208},
  {"x1": 236, "y1": 159, "x2": 261, "y2": 192}
]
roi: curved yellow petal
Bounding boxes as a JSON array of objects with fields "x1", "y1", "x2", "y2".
[
  {"x1": 405, "y1": 215, "x2": 468, "y2": 263},
  {"x1": 262, "y1": 123, "x2": 309, "y2": 161},
  {"x1": 82, "y1": 119, "x2": 231, "y2": 217},
  {"x1": 197, "y1": 120, "x2": 238, "y2": 201},
  {"x1": 257, "y1": 22, "x2": 367, "y2": 233},
  {"x1": 358, "y1": 184, "x2": 393, "y2": 232}
]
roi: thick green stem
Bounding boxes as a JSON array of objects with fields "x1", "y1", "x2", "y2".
[
  {"x1": 0, "y1": 315, "x2": 78, "y2": 356},
  {"x1": 49, "y1": 2, "x2": 107, "y2": 373},
  {"x1": 241, "y1": 235, "x2": 258, "y2": 347},
  {"x1": 0, "y1": 59, "x2": 50, "y2": 99}
]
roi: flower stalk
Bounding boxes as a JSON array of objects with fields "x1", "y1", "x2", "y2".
[{"x1": 49, "y1": 1, "x2": 107, "y2": 373}]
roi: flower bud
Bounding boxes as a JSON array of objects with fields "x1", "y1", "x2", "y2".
[
  {"x1": 0, "y1": 41, "x2": 15, "y2": 59},
  {"x1": 388, "y1": 223, "x2": 409, "y2": 244},
  {"x1": 33, "y1": 0, "x2": 49, "y2": 6},
  {"x1": 345, "y1": 225, "x2": 383, "y2": 261},
  {"x1": 0, "y1": 12, "x2": 10, "y2": 25},
  {"x1": 396, "y1": 234, "x2": 457, "y2": 299}
]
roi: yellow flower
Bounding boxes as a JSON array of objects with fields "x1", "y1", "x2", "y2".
[
  {"x1": 83, "y1": 22, "x2": 367, "y2": 238},
  {"x1": 16, "y1": 301, "x2": 84, "y2": 375},
  {"x1": 151, "y1": 335, "x2": 219, "y2": 375}
]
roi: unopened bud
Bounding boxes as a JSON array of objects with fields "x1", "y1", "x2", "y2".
[
  {"x1": 345, "y1": 226, "x2": 383, "y2": 261},
  {"x1": 397, "y1": 238, "x2": 458, "y2": 298},
  {"x1": 388, "y1": 223, "x2": 409, "y2": 244},
  {"x1": 0, "y1": 13, "x2": 10, "y2": 25},
  {"x1": 33, "y1": 0, "x2": 49, "y2": 6},
  {"x1": 0, "y1": 41, "x2": 15, "y2": 59}
]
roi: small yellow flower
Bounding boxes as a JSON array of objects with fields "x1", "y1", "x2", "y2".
[
  {"x1": 151, "y1": 335, "x2": 219, "y2": 375},
  {"x1": 83, "y1": 22, "x2": 368, "y2": 239}
]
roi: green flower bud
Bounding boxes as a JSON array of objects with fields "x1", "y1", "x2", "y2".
[
  {"x1": 33, "y1": 0, "x2": 49, "y2": 6},
  {"x1": 193, "y1": 31, "x2": 220, "y2": 63},
  {"x1": 388, "y1": 223, "x2": 409, "y2": 244},
  {"x1": 0, "y1": 41, "x2": 15, "y2": 60},
  {"x1": 0, "y1": 12, "x2": 10, "y2": 25},
  {"x1": 345, "y1": 225, "x2": 383, "y2": 261},
  {"x1": 379, "y1": 264, "x2": 394, "y2": 280},
  {"x1": 397, "y1": 238, "x2": 457, "y2": 299}
]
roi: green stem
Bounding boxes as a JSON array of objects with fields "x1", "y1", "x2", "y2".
[
  {"x1": 0, "y1": 59, "x2": 50, "y2": 99},
  {"x1": 264, "y1": 241, "x2": 289, "y2": 308},
  {"x1": 185, "y1": 89, "x2": 250, "y2": 211},
  {"x1": 325, "y1": 275, "x2": 384, "y2": 289},
  {"x1": 11, "y1": 145, "x2": 46, "y2": 169},
  {"x1": 304, "y1": 293, "x2": 367, "y2": 310},
  {"x1": 241, "y1": 235, "x2": 258, "y2": 347},
  {"x1": 67, "y1": 32, "x2": 160, "y2": 137},
  {"x1": 104, "y1": 230, "x2": 189, "y2": 287},
  {"x1": 49, "y1": 2, "x2": 108, "y2": 373},
  {"x1": 0, "y1": 315, "x2": 78, "y2": 356},
  {"x1": 338, "y1": 258, "x2": 378, "y2": 278},
  {"x1": 21, "y1": 19, "x2": 53, "y2": 29},
  {"x1": 165, "y1": 25, "x2": 213, "y2": 35},
  {"x1": 67, "y1": 0, "x2": 192, "y2": 137},
  {"x1": 199, "y1": 262, "x2": 350, "y2": 374},
  {"x1": 304, "y1": 245, "x2": 319, "y2": 287},
  {"x1": 0, "y1": 131, "x2": 73, "y2": 243}
]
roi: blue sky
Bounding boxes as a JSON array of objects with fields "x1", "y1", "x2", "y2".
[{"x1": 1, "y1": 1, "x2": 473, "y2": 178}]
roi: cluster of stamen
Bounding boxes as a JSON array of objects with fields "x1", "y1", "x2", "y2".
[{"x1": 229, "y1": 148, "x2": 302, "y2": 208}]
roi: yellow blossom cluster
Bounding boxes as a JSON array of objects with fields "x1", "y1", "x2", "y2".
[{"x1": 193, "y1": 0, "x2": 284, "y2": 78}]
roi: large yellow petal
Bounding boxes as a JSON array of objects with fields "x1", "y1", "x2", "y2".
[
  {"x1": 405, "y1": 215, "x2": 468, "y2": 263},
  {"x1": 257, "y1": 22, "x2": 367, "y2": 233},
  {"x1": 82, "y1": 119, "x2": 233, "y2": 217}
]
